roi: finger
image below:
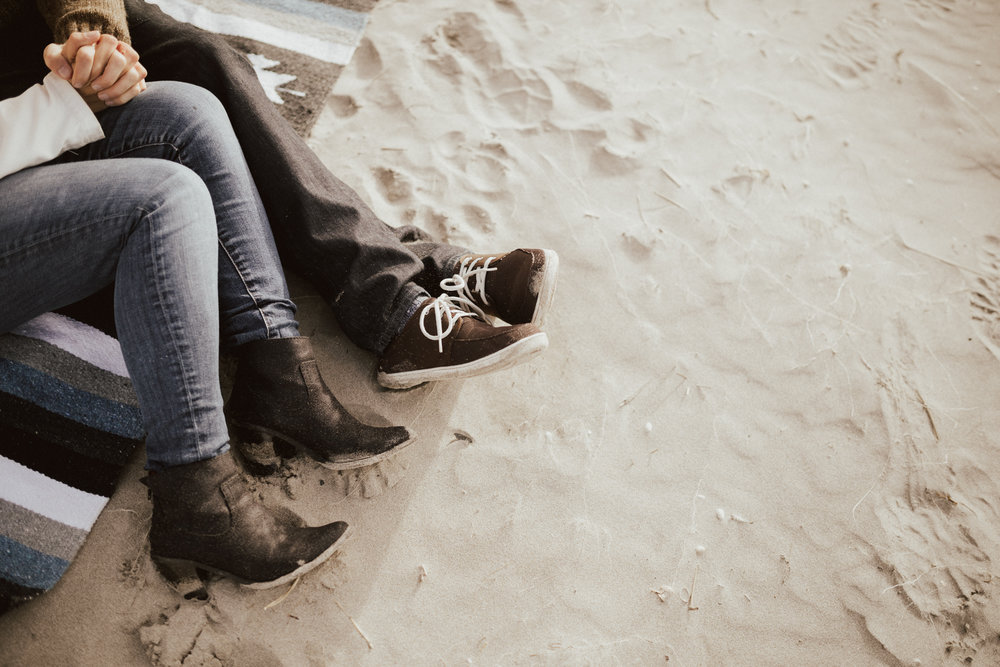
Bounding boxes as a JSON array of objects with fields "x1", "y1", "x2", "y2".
[
  {"x1": 99, "y1": 64, "x2": 147, "y2": 106},
  {"x1": 71, "y1": 44, "x2": 96, "y2": 88},
  {"x1": 93, "y1": 42, "x2": 140, "y2": 91},
  {"x1": 101, "y1": 80, "x2": 144, "y2": 107},
  {"x1": 90, "y1": 49, "x2": 128, "y2": 91},
  {"x1": 88, "y1": 35, "x2": 119, "y2": 86},
  {"x1": 116, "y1": 41, "x2": 141, "y2": 68},
  {"x1": 59, "y1": 31, "x2": 100, "y2": 63},
  {"x1": 43, "y1": 43, "x2": 73, "y2": 79}
]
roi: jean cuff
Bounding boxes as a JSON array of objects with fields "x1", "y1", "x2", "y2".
[
  {"x1": 443, "y1": 252, "x2": 466, "y2": 278},
  {"x1": 375, "y1": 282, "x2": 429, "y2": 354},
  {"x1": 146, "y1": 441, "x2": 230, "y2": 471}
]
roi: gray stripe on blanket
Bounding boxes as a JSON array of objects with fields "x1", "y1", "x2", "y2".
[
  {"x1": 0, "y1": 499, "x2": 87, "y2": 562},
  {"x1": 0, "y1": 335, "x2": 138, "y2": 407}
]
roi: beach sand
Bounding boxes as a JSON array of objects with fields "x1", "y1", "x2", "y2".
[{"x1": 3, "y1": 0, "x2": 1000, "y2": 663}]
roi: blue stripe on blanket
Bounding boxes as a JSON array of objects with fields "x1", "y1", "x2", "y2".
[
  {"x1": 239, "y1": 0, "x2": 367, "y2": 31},
  {"x1": 0, "y1": 359, "x2": 143, "y2": 438},
  {"x1": 0, "y1": 534, "x2": 70, "y2": 591}
]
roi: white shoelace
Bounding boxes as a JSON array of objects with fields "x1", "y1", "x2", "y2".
[
  {"x1": 418, "y1": 293, "x2": 485, "y2": 353},
  {"x1": 440, "y1": 256, "x2": 498, "y2": 311}
]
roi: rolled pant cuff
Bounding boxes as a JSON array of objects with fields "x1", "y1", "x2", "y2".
[{"x1": 375, "y1": 282, "x2": 430, "y2": 354}]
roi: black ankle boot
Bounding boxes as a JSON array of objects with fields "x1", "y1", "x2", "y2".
[
  {"x1": 147, "y1": 450, "x2": 349, "y2": 589},
  {"x1": 226, "y1": 337, "x2": 414, "y2": 469}
]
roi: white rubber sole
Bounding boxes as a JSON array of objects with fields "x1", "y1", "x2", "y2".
[
  {"x1": 244, "y1": 524, "x2": 354, "y2": 590},
  {"x1": 318, "y1": 434, "x2": 417, "y2": 471},
  {"x1": 230, "y1": 423, "x2": 417, "y2": 471},
  {"x1": 152, "y1": 524, "x2": 353, "y2": 592},
  {"x1": 378, "y1": 331, "x2": 549, "y2": 390}
]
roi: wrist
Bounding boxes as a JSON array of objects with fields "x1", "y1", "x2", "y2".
[{"x1": 56, "y1": 17, "x2": 131, "y2": 45}]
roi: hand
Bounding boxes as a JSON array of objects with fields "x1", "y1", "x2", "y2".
[
  {"x1": 43, "y1": 32, "x2": 148, "y2": 110},
  {"x1": 43, "y1": 30, "x2": 99, "y2": 80},
  {"x1": 75, "y1": 80, "x2": 147, "y2": 113}
]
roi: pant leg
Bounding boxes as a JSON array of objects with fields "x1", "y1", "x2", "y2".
[
  {"x1": 0, "y1": 158, "x2": 229, "y2": 470},
  {"x1": 57, "y1": 81, "x2": 301, "y2": 349},
  {"x1": 124, "y1": 0, "x2": 469, "y2": 353}
]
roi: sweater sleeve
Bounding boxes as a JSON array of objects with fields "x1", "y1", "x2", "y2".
[
  {"x1": 35, "y1": 0, "x2": 130, "y2": 44},
  {"x1": 0, "y1": 73, "x2": 105, "y2": 180}
]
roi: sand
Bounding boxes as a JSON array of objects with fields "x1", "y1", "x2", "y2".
[{"x1": 3, "y1": 0, "x2": 1000, "y2": 664}]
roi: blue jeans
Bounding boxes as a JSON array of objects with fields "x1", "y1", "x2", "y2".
[{"x1": 0, "y1": 81, "x2": 299, "y2": 469}]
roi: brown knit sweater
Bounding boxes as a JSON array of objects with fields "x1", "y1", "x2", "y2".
[{"x1": 1, "y1": 0, "x2": 130, "y2": 44}]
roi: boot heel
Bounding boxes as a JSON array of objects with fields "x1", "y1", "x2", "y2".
[
  {"x1": 230, "y1": 435, "x2": 282, "y2": 475},
  {"x1": 231, "y1": 423, "x2": 303, "y2": 474},
  {"x1": 230, "y1": 423, "x2": 272, "y2": 445},
  {"x1": 152, "y1": 556, "x2": 209, "y2": 600}
]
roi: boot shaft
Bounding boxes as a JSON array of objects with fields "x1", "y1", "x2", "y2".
[{"x1": 147, "y1": 451, "x2": 240, "y2": 538}]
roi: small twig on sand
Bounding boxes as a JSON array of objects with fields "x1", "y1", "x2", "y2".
[
  {"x1": 687, "y1": 567, "x2": 700, "y2": 611},
  {"x1": 654, "y1": 192, "x2": 686, "y2": 210},
  {"x1": 896, "y1": 236, "x2": 987, "y2": 278},
  {"x1": 334, "y1": 598, "x2": 374, "y2": 650},
  {"x1": 705, "y1": 0, "x2": 719, "y2": 20},
  {"x1": 659, "y1": 167, "x2": 682, "y2": 188},
  {"x1": 264, "y1": 576, "x2": 300, "y2": 610},
  {"x1": 914, "y1": 389, "x2": 939, "y2": 441},
  {"x1": 636, "y1": 195, "x2": 650, "y2": 227}
]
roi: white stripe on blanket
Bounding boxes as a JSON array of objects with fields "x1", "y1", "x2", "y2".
[
  {"x1": 149, "y1": 0, "x2": 362, "y2": 64},
  {"x1": 0, "y1": 455, "x2": 108, "y2": 531}
]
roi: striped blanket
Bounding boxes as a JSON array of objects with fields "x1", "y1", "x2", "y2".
[{"x1": 0, "y1": 314, "x2": 144, "y2": 612}]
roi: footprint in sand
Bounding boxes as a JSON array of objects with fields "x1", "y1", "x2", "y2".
[
  {"x1": 865, "y1": 320, "x2": 1000, "y2": 661},
  {"x1": 425, "y1": 12, "x2": 554, "y2": 127},
  {"x1": 140, "y1": 603, "x2": 279, "y2": 667},
  {"x1": 420, "y1": 206, "x2": 492, "y2": 248},
  {"x1": 329, "y1": 457, "x2": 408, "y2": 499},
  {"x1": 565, "y1": 80, "x2": 613, "y2": 112},
  {"x1": 373, "y1": 166, "x2": 414, "y2": 204},
  {"x1": 352, "y1": 36, "x2": 383, "y2": 80},
  {"x1": 903, "y1": 0, "x2": 957, "y2": 21},
  {"x1": 431, "y1": 130, "x2": 515, "y2": 200},
  {"x1": 712, "y1": 165, "x2": 771, "y2": 205},
  {"x1": 493, "y1": 0, "x2": 525, "y2": 20},
  {"x1": 239, "y1": 442, "x2": 410, "y2": 500},
  {"x1": 969, "y1": 235, "x2": 1000, "y2": 361},
  {"x1": 817, "y1": 6, "x2": 885, "y2": 90},
  {"x1": 326, "y1": 94, "x2": 359, "y2": 118}
]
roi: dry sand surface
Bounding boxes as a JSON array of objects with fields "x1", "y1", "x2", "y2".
[{"x1": 3, "y1": 0, "x2": 1000, "y2": 664}]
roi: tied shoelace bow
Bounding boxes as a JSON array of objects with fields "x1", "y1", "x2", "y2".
[
  {"x1": 440, "y1": 256, "x2": 498, "y2": 312},
  {"x1": 418, "y1": 290, "x2": 486, "y2": 353}
]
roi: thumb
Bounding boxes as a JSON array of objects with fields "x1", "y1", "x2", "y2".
[{"x1": 43, "y1": 43, "x2": 73, "y2": 79}]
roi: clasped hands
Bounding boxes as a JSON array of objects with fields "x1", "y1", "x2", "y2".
[{"x1": 43, "y1": 31, "x2": 147, "y2": 112}]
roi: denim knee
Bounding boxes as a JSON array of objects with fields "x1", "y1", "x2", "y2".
[
  {"x1": 139, "y1": 81, "x2": 231, "y2": 145},
  {"x1": 135, "y1": 160, "x2": 217, "y2": 244}
]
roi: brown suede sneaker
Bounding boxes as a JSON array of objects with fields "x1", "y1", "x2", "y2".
[
  {"x1": 440, "y1": 248, "x2": 558, "y2": 326},
  {"x1": 377, "y1": 296, "x2": 548, "y2": 389}
]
